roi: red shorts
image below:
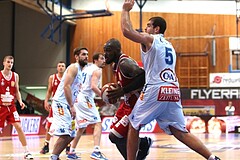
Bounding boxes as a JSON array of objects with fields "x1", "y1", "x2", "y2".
[
  {"x1": 46, "y1": 107, "x2": 53, "y2": 129},
  {"x1": 0, "y1": 105, "x2": 20, "y2": 128},
  {"x1": 110, "y1": 102, "x2": 133, "y2": 138}
]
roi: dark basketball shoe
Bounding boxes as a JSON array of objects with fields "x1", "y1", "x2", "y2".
[
  {"x1": 215, "y1": 156, "x2": 221, "y2": 160},
  {"x1": 40, "y1": 143, "x2": 49, "y2": 154},
  {"x1": 65, "y1": 144, "x2": 71, "y2": 154},
  {"x1": 136, "y1": 137, "x2": 153, "y2": 160}
]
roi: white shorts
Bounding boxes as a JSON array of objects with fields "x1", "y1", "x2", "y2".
[
  {"x1": 128, "y1": 84, "x2": 188, "y2": 135},
  {"x1": 49, "y1": 100, "x2": 76, "y2": 137},
  {"x1": 74, "y1": 93, "x2": 101, "y2": 129}
]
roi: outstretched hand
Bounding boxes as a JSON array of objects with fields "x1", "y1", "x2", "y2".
[{"x1": 122, "y1": 0, "x2": 135, "y2": 11}]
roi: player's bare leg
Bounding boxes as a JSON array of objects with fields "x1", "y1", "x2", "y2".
[
  {"x1": 12, "y1": 122, "x2": 34, "y2": 159},
  {"x1": 170, "y1": 125, "x2": 220, "y2": 160},
  {"x1": 51, "y1": 135, "x2": 73, "y2": 159},
  {"x1": 127, "y1": 123, "x2": 139, "y2": 160}
]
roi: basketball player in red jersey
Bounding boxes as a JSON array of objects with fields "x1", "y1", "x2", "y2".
[
  {"x1": 103, "y1": 38, "x2": 152, "y2": 160},
  {"x1": 40, "y1": 61, "x2": 66, "y2": 154},
  {"x1": 0, "y1": 55, "x2": 33, "y2": 159}
]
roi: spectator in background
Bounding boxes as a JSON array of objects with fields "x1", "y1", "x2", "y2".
[{"x1": 225, "y1": 101, "x2": 235, "y2": 116}]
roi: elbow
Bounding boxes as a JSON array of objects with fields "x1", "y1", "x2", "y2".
[{"x1": 121, "y1": 27, "x2": 131, "y2": 38}]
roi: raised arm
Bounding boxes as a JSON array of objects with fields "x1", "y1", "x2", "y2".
[{"x1": 121, "y1": 0, "x2": 153, "y2": 50}]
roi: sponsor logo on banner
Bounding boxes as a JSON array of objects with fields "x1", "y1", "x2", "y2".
[
  {"x1": 210, "y1": 73, "x2": 240, "y2": 88},
  {"x1": 12, "y1": 116, "x2": 41, "y2": 135},
  {"x1": 102, "y1": 117, "x2": 114, "y2": 133},
  {"x1": 101, "y1": 117, "x2": 157, "y2": 133},
  {"x1": 190, "y1": 89, "x2": 240, "y2": 99}
]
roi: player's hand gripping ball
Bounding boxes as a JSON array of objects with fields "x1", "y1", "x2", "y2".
[{"x1": 101, "y1": 83, "x2": 119, "y2": 104}]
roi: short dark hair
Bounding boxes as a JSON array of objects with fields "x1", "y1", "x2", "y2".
[
  {"x1": 58, "y1": 61, "x2": 65, "y2": 64},
  {"x1": 149, "y1": 17, "x2": 167, "y2": 34},
  {"x1": 92, "y1": 53, "x2": 104, "y2": 63},
  {"x1": 104, "y1": 38, "x2": 121, "y2": 53},
  {"x1": 3, "y1": 55, "x2": 14, "y2": 61},
  {"x1": 73, "y1": 47, "x2": 88, "y2": 56}
]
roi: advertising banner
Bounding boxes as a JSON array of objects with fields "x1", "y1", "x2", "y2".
[
  {"x1": 101, "y1": 117, "x2": 158, "y2": 133},
  {"x1": 209, "y1": 73, "x2": 240, "y2": 88},
  {"x1": 12, "y1": 116, "x2": 41, "y2": 135}
]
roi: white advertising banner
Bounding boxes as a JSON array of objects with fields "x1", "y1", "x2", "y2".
[
  {"x1": 210, "y1": 73, "x2": 240, "y2": 88},
  {"x1": 12, "y1": 116, "x2": 41, "y2": 135}
]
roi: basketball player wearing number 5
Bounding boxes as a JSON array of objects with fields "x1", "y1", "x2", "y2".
[{"x1": 121, "y1": 0, "x2": 220, "y2": 160}]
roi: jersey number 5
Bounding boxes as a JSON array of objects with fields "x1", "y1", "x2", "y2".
[{"x1": 165, "y1": 47, "x2": 173, "y2": 65}]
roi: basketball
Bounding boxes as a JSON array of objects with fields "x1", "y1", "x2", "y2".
[{"x1": 101, "y1": 83, "x2": 118, "y2": 104}]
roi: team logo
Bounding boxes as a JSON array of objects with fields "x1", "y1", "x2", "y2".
[
  {"x1": 54, "y1": 79, "x2": 58, "y2": 86},
  {"x1": 212, "y1": 76, "x2": 222, "y2": 84},
  {"x1": 11, "y1": 81, "x2": 15, "y2": 87},
  {"x1": 1, "y1": 79, "x2": 4, "y2": 86},
  {"x1": 160, "y1": 68, "x2": 177, "y2": 82},
  {"x1": 158, "y1": 86, "x2": 180, "y2": 102}
]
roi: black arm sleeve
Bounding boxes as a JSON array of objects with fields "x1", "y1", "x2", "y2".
[{"x1": 122, "y1": 70, "x2": 145, "y2": 94}]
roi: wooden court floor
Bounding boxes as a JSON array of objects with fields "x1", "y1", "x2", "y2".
[{"x1": 0, "y1": 133, "x2": 240, "y2": 160}]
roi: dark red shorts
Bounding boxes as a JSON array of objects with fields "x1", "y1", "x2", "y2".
[
  {"x1": 110, "y1": 102, "x2": 133, "y2": 138},
  {"x1": 45, "y1": 107, "x2": 53, "y2": 129},
  {"x1": 0, "y1": 105, "x2": 20, "y2": 128}
]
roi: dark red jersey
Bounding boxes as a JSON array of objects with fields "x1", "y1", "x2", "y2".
[
  {"x1": 51, "y1": 74, "x2": 61, "y2": 97},
  {"x1": 0, "y1": 71, "x2": 16, "y2": 106}
]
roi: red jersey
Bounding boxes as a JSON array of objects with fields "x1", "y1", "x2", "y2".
[
  {"x1": 113, "y1": 54, "x2": 141, "y2": 108},
  {"x1": 51, "y1": 73, "x2": 61, "y2": 97},
  {"x1": 0, "y1": 71, "x2": 16, "y2": 106},
  {"x1": 110, "y1": 54, "x2": 142, "y2": 137}
]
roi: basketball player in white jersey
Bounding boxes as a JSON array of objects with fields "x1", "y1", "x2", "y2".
[
  {"x1": 121, "y1": 0, "x2": 220, "y2": 160},
  {"x1": 49, "y1": 48, "x2": 88, "y2": 160},
  {"x1": 40, "y1": 61, "x2": 66, "y2": 154},
  {"x1": 67, "y1": 53, "x2": 108, "y2": 160}
]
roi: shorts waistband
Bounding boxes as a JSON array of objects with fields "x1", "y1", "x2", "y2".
[{"x1": 1, "y1": 102, "x2": 13, "y2": 107}]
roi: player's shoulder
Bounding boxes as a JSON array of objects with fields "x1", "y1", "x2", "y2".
[
  {"x1": 12, "y1": 71, "x2": 19, "y2": 77},
  {"x1": 119, "y1": 56, "x2": 137, "y2": 66}
]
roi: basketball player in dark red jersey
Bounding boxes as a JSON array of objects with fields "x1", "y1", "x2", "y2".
[
  {"x1": 0, "y1": 55, "x2": 33, "y2": 159},
  {"x1": 40, "y1": 61, "x2": 67, "y2": 154},
  {"x1": 103, "y1": 38, "x2": 152, "y2": 160}
]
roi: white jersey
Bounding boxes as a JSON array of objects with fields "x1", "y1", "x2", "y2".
[
  {"x1": 128, "y1": 34, "x2": 187, "y2": 134},
  {"x1": 53, "y1": 63, "x2": 82, "y2": 105},
  {"x1": 74, "y1": 64, "x2": 102, "y2": 129},
  {"x1": 141, "y1": 34, "x2": 179, "y2": 87},
  {"x1": 80, "y1": 64, "x2": 101, "y2": 99}
]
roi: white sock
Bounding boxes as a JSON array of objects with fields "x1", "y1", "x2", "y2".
[
  {"x1": 50, "y1": 154, "x2": 59, "y2": 160},
  {"x1": 23, "y1": 146, "x2": 28, "y2": 153},
  {"x1": 208, "y1": 155, "x2": 215, "y2": 160},
  {"x1": 70, "y1": 147, "x2": 76, "y2": 153},
  {"x1": 93, "y1": 146, "x2": 100, "y2": 152}
]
